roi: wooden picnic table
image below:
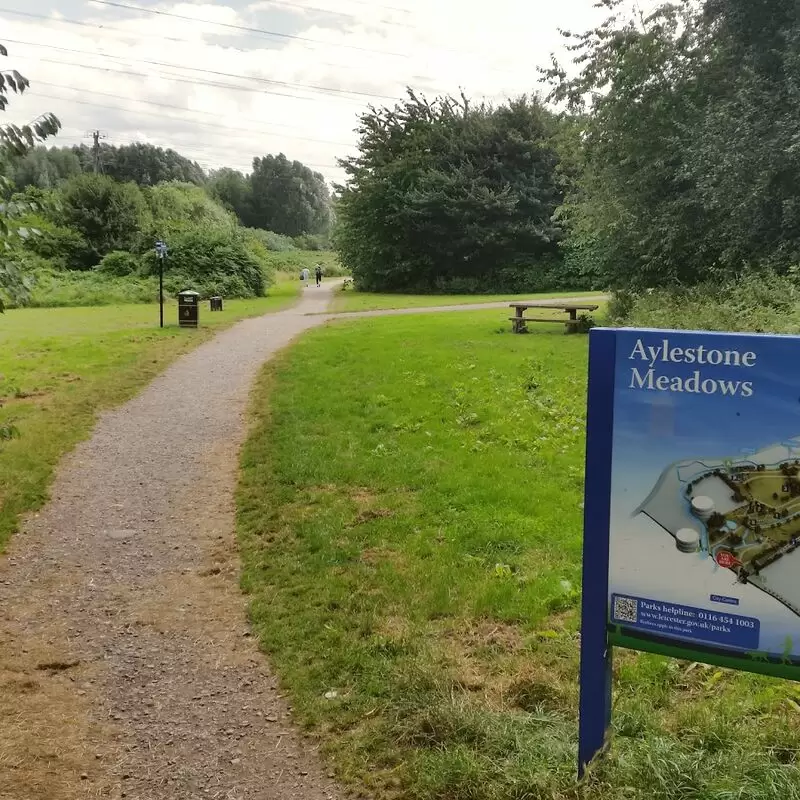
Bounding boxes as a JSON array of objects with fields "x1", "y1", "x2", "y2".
[{"x1": 509, "y1": 302, "x2": 599, "y2": 334}]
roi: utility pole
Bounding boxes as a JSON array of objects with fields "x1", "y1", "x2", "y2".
[{"x1": 84, "y1": 130, "x2": 107, "y2": 173}]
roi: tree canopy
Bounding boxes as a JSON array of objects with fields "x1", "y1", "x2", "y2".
[
  {"x1": 334, "y1": 91, "x2": 564, "y2": 292},
  {"x1": 248, "y1": 154, "x2": 331, "y2": 237},
  {"x1": 72, "y1": 142, "x2": 206, "y2": 187},
  {"x1": 543, "y1": 0, "x2": 800, "y2": 289}
]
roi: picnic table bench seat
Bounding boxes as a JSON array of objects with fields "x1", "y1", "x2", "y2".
[{"x1": 509, "y1": 302, "x2": 599, "y2": 334}]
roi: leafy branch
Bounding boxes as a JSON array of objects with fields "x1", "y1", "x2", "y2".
[{"x1": 0, "y1": 41, "x2": 60, "y2": 312}]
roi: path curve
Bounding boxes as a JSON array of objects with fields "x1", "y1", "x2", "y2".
[
  {"x1": 0, "y1": 286, "x2": 600, "y2": 799},
  {"x1": 0, "y1": 283, "x2": 340, "y2": 800}
]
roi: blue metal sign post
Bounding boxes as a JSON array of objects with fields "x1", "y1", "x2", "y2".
[
  {"x1": 578, "y1": 329, "x2": 616, "y2": 776},
  {"x1": 579, "y1": 327, "x2": 800, "y2": 777}
]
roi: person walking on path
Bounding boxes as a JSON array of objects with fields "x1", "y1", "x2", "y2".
[
  {"x1": 301, "y1": 267, "x2": 310, "y2": 287},
  {"x1": 315, "y1": 263, "x2": 323, "y2": 287}
]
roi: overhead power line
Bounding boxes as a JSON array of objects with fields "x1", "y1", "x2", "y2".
[
  {"x1": 37, "y1": 80, "x2": 355, "y2": 146},
  {"x1": 88, "y1": 0, "x2": 410, "y2": 57},
  {"x1": 32, "y1": 90, "x2": 357, "y2": 150},
  {"x1": 28, "y1": 55, "x2": 369, "y2": 107},
  {"x1": 0, "y1": 8, "x2": 433, "y2": 81},
  {"x1": 86, "y1": 0, "x2": 529, "y2": 70},
  {"x1": 4, "y1": 37, "x2": 403, "y2": 103},
  {"x1": 207, "y1": 0, "x2": 413, "y2": 28}
]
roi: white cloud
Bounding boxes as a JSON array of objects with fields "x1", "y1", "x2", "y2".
[{"x1": 1, "y1": 0, "x2": 634, "y2": 184}]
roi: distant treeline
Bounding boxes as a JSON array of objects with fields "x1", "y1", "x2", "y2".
[{"x1": 8, "y1": 143, "x2": 332, "y2": 242}]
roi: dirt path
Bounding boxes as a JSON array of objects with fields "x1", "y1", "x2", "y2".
[
  {"x1": 0, "y1": 286, "x2": 601, "y2": 799},
  {"x1": 0, "y1": 283, "x2": 340, "y2": 800}
]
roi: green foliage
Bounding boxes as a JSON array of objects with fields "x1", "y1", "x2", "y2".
[
  {"x1": 71, "y1": 142, "x2": 205, "y2": 186},
  {"x1": 16, "y1": 211, "x2": 90, "y2": 269},
  {"x1": 207, "y1": 167, "x2": 253, "y2": 226},
  {"x1": 609, "y1": 271, "x2": 800, "y2": 332},
  {"x1": 97, "y1": 250, "x2": 142, "y2": 277},
  {"x1": 249, "y1": 153, "x2": 331, "y2": 236},
  {"x1": 260, "y1": 249, "x2": 345, "y2": 278},
  {"x1": 11, "y1": 146, "x2": 81, "y2": 190},
  {"x1": 0, "y1": 42, "x2": 60, "y2": 310},
  {"x1": 292, "y1": 232, "x2": 330, "y2": 251},
  {"x1": 335, "y1": 91, "x2": 564, "y2": 293},
  {"x1": 58, "y1": 174, "x2": 150, "y2": 268},
  {"x1": 142, "y1": 226, "x2": 267, "y2": 298},
  {"x1": 247, "y1": 228, "x2": 298, "y2": 252},
  {"x1": 544, "y1": 0, "x2": 800, "y2": 289},
  {"x1": 145, "y1": 181, "x2": 235, "y2": 240}
]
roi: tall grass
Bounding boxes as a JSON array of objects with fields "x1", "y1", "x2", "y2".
[{"x1": 609, "y1": 272, "x2": 800, "y2": 332}]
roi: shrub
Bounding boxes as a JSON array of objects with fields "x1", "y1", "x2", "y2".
[
  {"x1": 17, "y1": 213, "x2": 90, "y2": 270},
  {"x1": 364, "y1": 254, "x2": 592, "y2": 295},
  {"x1": 96, "y1": 250, "x2": 142, "y2": 277},
  {"x1": 560, "y1": 234, "x2": 607, "y2": 290},
  {"x1": 145, "y1": 182, "x2": 235, "y2": 241},
  {"x1": 611, "y1": 272, "x2": 800, "y2": 333},
  {"x1": 292, "y1": 232, "x2": 329, "y2": 251},
  {"x1": 58, "y1": 174, "x2": 151, "y2": 267},
  {"x1": 141, "y1": 226, "x2": 266, "y2": 298},
  {"x1": 246, "y1": 228, "x2": 297, "y2": 252}
]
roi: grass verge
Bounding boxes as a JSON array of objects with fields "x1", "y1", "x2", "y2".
[
  {"x1": 0, "y1": 281, "x2": 299, "y2": 549},
  {"x1": 331, "y1": 289, "x2": 605, "y2": 313},
  {"x1": 238, "y1": 311, "x2": 800, "y2": 800}
]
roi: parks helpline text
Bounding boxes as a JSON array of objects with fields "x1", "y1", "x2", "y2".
[
  {"x1": 611, "y1": 594, "x2": 760, "y2": 650},
  {"x1": 627, "y1": 338, "x2": 757, "y2": 397}
]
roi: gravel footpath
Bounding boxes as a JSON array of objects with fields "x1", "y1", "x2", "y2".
[
  {"x1": 0, "y1": 288, "x2": 601, "y2": 800},
  {"x1": 0, "y1": 284, "x2": 340, "y2": 800}
]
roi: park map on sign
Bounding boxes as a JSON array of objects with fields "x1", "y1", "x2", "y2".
[{"x1": 638, "y1": 438, "x2": 800, "y2": 619}]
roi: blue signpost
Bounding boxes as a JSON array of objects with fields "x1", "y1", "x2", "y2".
[
  {"x1": 155, "y1": 240, "x2": 168, "y2": 328},
  {"x1": 579, "y1": 327, "x2": 800, "y2": 777}
]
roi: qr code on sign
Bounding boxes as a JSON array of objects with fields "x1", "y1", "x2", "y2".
[{"x1": 613, "y1": 596, "x2": 638, "y2": 623}]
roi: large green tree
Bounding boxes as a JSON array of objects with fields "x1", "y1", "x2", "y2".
[
  {"x1": 544, "y1": 0, "x2": 800, "y2": 289},
  {"x1": 248, "y1": 153, "x2": 331, "y2": 237},
  {"x1": 334, "y1": 91, "x2": 563, "y2": 292},
  {"x1": 0, "y1": 43, "x2": 60, "y2": 309}
]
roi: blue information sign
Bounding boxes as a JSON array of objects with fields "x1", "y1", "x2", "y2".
[{"x1": 580, "y1": 328, "x2": 800, "y2": 776}]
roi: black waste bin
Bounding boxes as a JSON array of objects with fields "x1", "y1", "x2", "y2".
[
  {"x1": 178, "y1": 290, "x2": 200, "y2": 328},
  {"x1": 210, "y1": 296, "x2": 223, "y2": 311}
]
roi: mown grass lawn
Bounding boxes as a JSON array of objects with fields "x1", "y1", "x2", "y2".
[
  {"x1": 0, "y1": 281, "x2": 299, "y2": 548},
  {"x1": 331, "y1": 288, "x2": 605, "y2": 313},
  {"x1": 238, "y1": 311, "x2": 800, "y2": 800}
]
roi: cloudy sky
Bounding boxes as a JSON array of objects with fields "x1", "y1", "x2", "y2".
[{"x1": 2, "y1": 0, "x2": 615, "y2": 184}]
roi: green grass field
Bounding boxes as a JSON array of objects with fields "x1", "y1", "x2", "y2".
[
  {"x1": 238, "y1": 311, "x2": 800, "y2": 800},
  {"x1": 0, "y1": 281, "x2": 300, "y2": 548},
  {"x1": 331, "y1": 288, "x2": 605, "y2": 313}
]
